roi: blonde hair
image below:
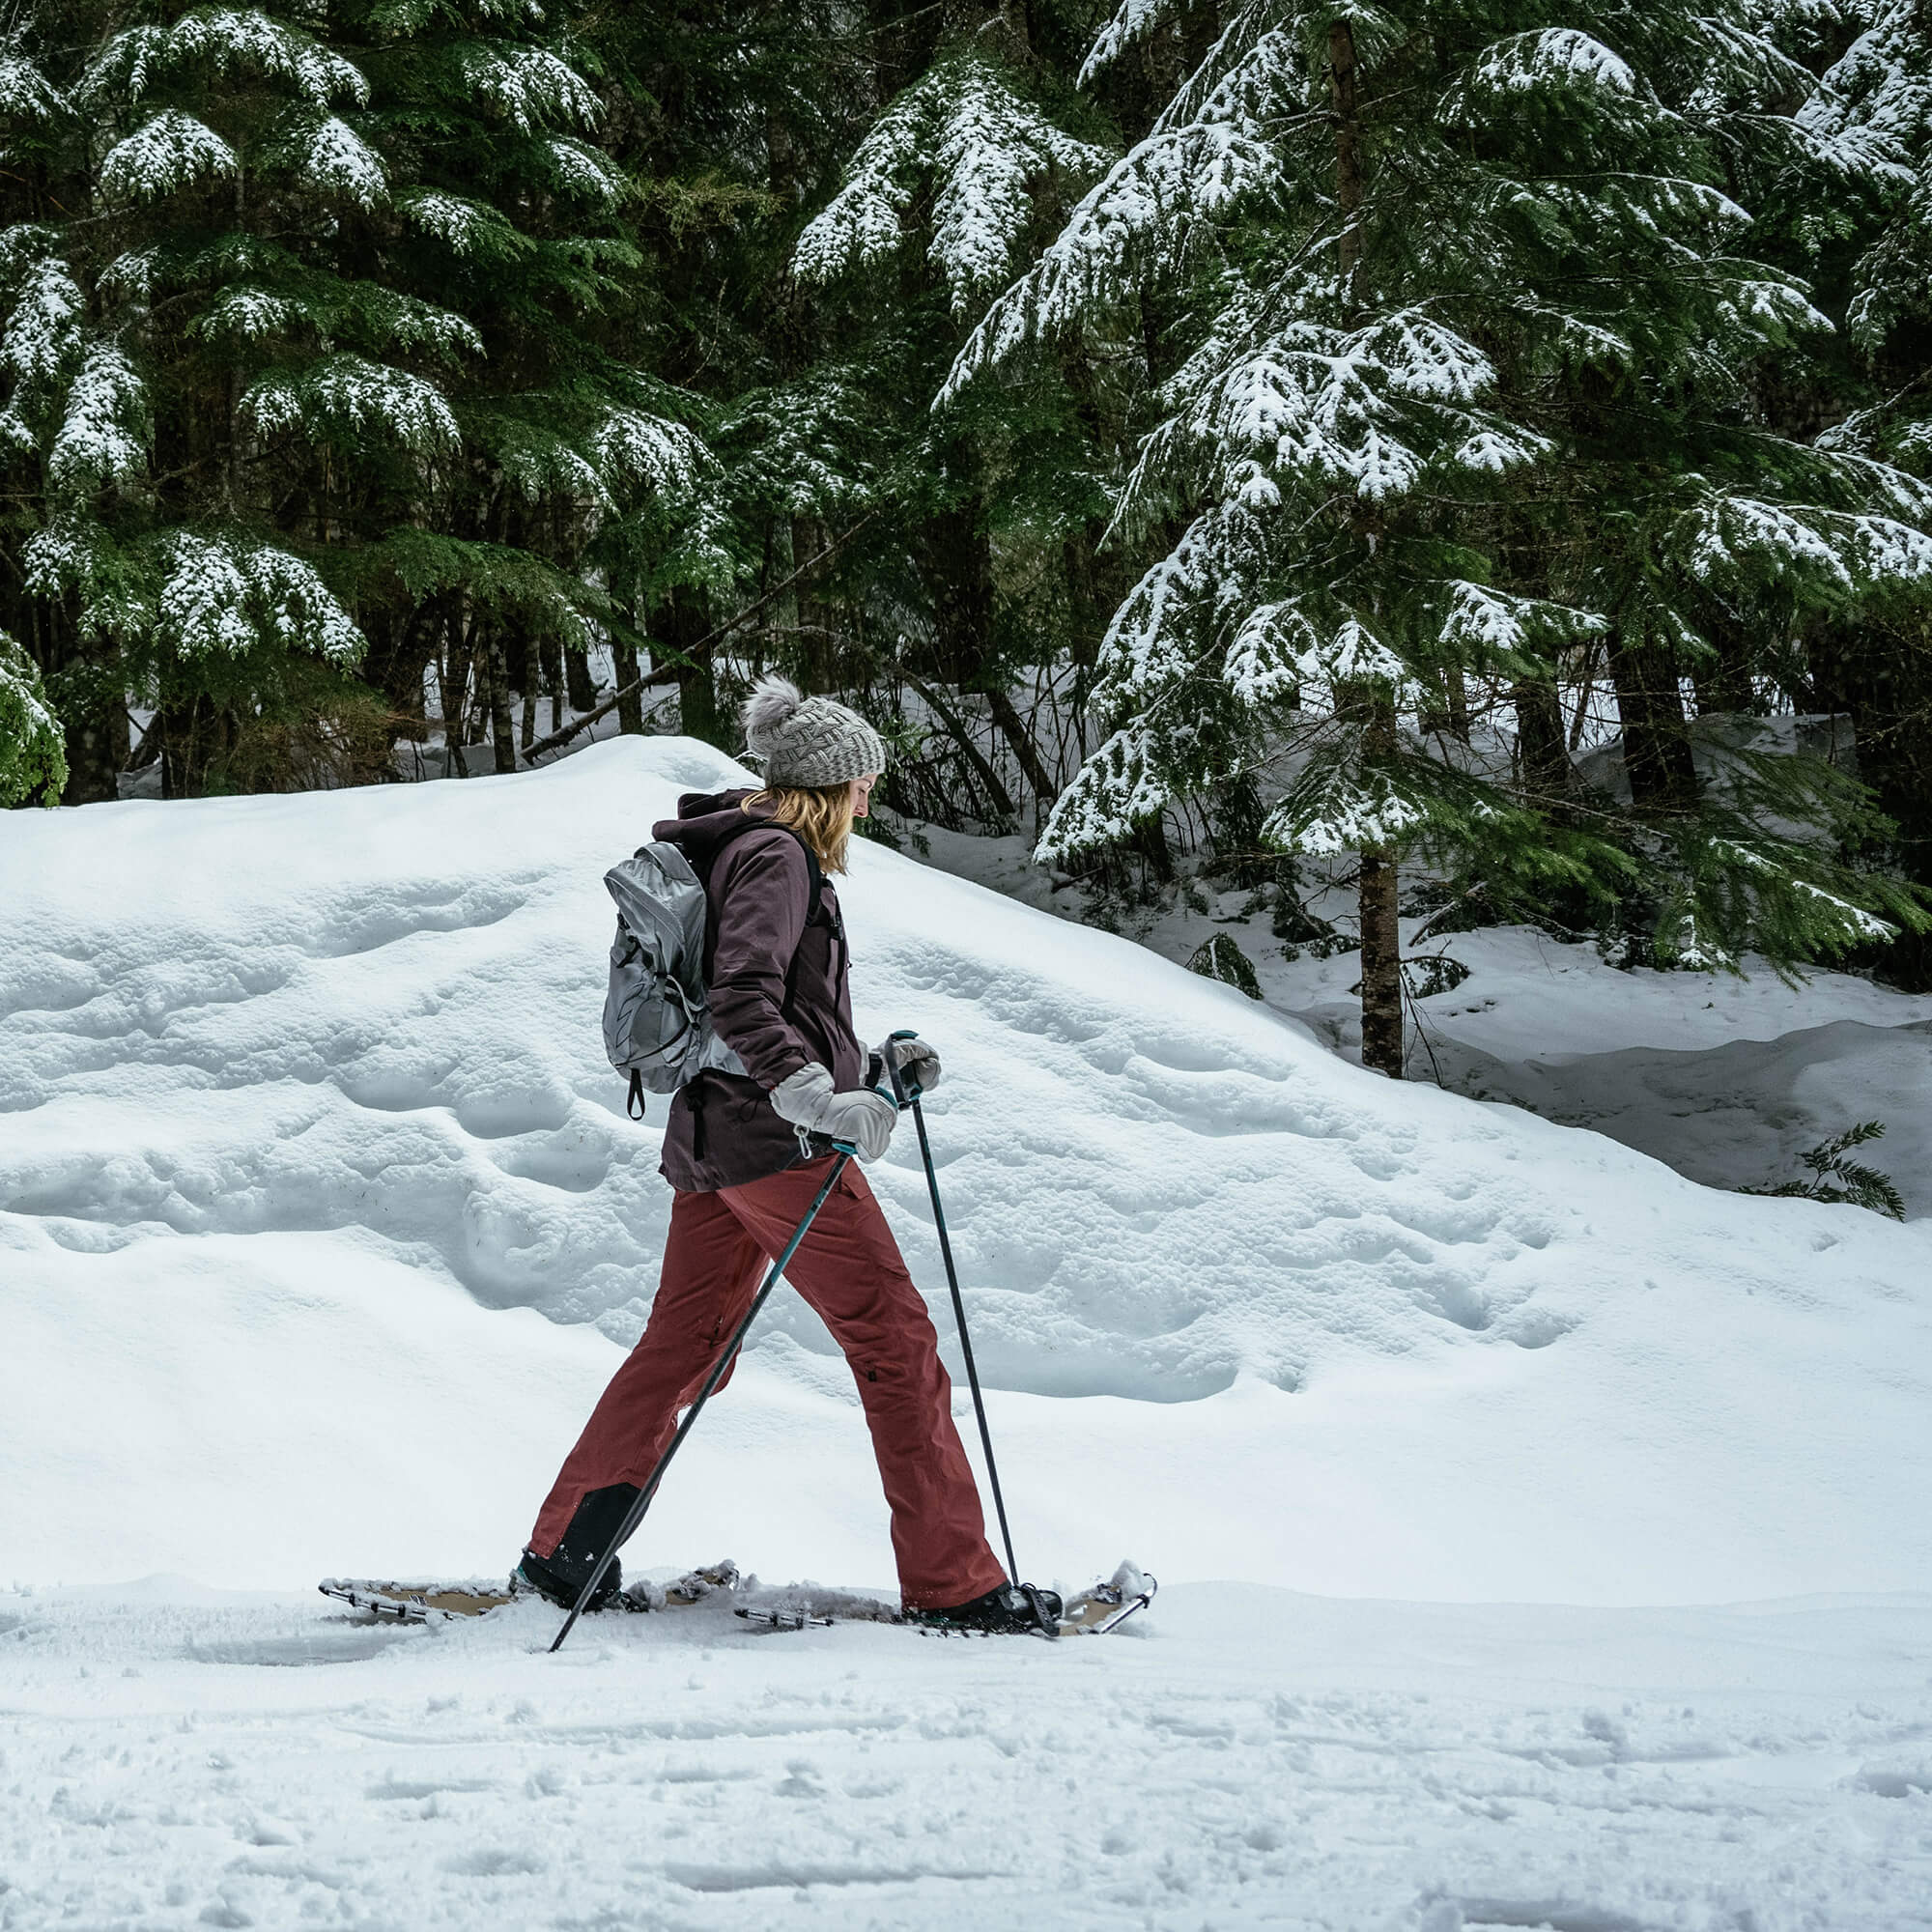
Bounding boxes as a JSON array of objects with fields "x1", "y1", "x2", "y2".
[{"x1": 746, "y1": 782, "x2": 857, "y2": 874}]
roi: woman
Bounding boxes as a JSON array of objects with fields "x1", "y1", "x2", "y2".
[{"x1": 520, "y1": 676, "x2": 1050, "y2": 1633}]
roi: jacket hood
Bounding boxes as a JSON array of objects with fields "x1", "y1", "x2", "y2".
[{"x1": 653, "y1": 788, "x2": 767, "y2": 867}]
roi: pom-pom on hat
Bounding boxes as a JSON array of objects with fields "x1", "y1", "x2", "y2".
[{"x1": 740, "y1": 674, "x2": 887, "y2": 790}]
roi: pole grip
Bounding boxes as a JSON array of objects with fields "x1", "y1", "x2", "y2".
[{"x1": 882, "y1": 1026, "x2": 921, "y2": 1110}]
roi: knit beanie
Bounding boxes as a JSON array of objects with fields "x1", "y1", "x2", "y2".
[{"x1": 740, "y1": 675, "x2": 887, "y2": 789}]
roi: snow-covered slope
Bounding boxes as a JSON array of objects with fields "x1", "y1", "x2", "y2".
[
  {"x1": 4, "y1": 737, "x2": 1931, "y2": 1600},
  {"x1": 911, "y1": 819, "x2": 1932, "y2": 1213}
]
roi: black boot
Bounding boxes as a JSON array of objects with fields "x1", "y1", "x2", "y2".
[
  {"x1": 910, "y1": 1580, "x2": 1063, "y2": 1636},
  {"x1": 517, "y1": 1482, "x2": 640, "y2": 1612}
]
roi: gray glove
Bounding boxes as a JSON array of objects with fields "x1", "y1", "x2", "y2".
[
  {"x1": 769, "y1": 1062, "x2": 898, "y2": 1163},
  {"x1": 874, "y1": 1034, "x2": 942, "y2": 1100}
]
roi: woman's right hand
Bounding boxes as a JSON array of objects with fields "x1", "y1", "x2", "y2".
[{"x1": 768, "y1": 1063, "x2": 898, "y2": 1162}]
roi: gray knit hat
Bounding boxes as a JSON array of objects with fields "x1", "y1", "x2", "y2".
[{"x1": 740, "y1": 674, "x2": 887, "y2": 789}]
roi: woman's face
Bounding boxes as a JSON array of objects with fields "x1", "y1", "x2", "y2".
[{"x1": 848, "y1": 773, "x2": 878, "y2": 819}]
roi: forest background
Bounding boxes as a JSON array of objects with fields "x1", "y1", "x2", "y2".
[{"x1": 5, "y1": 0, "x2": 1932, "y2": 1068}]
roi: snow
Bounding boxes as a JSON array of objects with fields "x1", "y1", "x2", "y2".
[
  {"x1": 5, "y1": 1581, "x2": 1932, "y2": 1927},
  {"x1": 8, "y1": 737, "x2": 1932, "y2": 1924},
  {"x1": 919, "y1": 819, "x2": 1932, "y2": 1220}
]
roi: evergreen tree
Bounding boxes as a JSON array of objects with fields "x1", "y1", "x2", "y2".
[
  {"x1": 0, "y1": 628, "x2": 67, "y2": 804},
  {"x1": 788, "y1": 4, "x2": 1118, "y2": 824},
  {"x1": 0, "y1": 0, "x2": 704, "y2": 797},
  {"x1": 946, "y1": 0, "x2": 1932, "y2": 1072},
  {"x1": 1797, "y1": 0, "x2": 1932, "y2": 985}
]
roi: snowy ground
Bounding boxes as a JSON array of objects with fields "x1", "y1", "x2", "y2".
[
  {"x1": 7, "y1": 1579, "x2": 1932, "y2": 1931},
  {"x1": 9, "y1": 737, "x2": 1932, "y2": 1927},
  {"x1": 906, "y1": 821, "x2": 1932, "y2": 1216}
]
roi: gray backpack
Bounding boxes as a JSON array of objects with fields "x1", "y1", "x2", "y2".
[
  {"x1": 602, "y1": 841, "x2": 748, "y2": 1116},
  {"x1": 601, "y1": 824, "x2": 824, "y2": 1118}
]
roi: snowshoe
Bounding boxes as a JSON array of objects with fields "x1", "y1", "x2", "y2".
[{"x1": 1055, "y1": 1561, "x2": 1156, "y2": 1635}]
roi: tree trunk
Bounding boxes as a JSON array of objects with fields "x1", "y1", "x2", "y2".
[
  {"x1": 1358, "y1": 697, "x2": 1404, "y2": 1077},
  {"x1": 482, "y1": 630, "x2": 517, "y2": 775},
  {"x1": 921, "y1": 492, "x2": 995, "y2": 688},
  {"x1": 1358, "y1": 846, "x2": 1404, "y2": 1077},
  {"x1": 542, "y1": 634, "x2": 564, "y2": 736},
  {"x1": 664, "y1": 587, "x2": 722, "y2": 748},
  {"x1": 436, "y1": 613, "x2": 470, "y2": 779},
  {"x1": 1513, "y1": 676, "x2": 1571, "y2": 802},
  {"x1": 1608, "y1": 627, "x2": 1697, "y2": 810},
  {"x1": 1329, "y1": 17, "x2": 1399, "y2": 1071},
  {"x1": 790, "y1": 513, "x2": 842, "y2": 691},
  {"x1": 1690, "y1": 610, "x2": 1754, "y2": 716},
  {"x1": 612, "y1": 641, "x2": 645, "y2": 734},
  {"x1": 984, "y1": 685, "x2": 1057, "y2": 807},
  {"x1": 564, "y1": 646, "x2": 595, "y2": 713},
  {"x1": 158, "y1": 692, "x2": 216, "y2": 799}
]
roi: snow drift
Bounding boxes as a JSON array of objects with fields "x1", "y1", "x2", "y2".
[{"x1": 4, "y1": 737, "x2": 1930, "y2": 1600}]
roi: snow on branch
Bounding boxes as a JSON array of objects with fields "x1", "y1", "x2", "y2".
[
  {"x1": 1685, "y1": 496, "x2": 1857, "y2": 590},
  {"x1": 158, "y1": 534, "x2": 362, "y2": 664},
  {"x1": 1224, "y1": 598, "x2": 1320, "y2": 702},
  {"x1": 1461, "y1": 29, "x2": 1637, "y2": 99},
  {"x1": 1094, "y1": 515, "x2": 1221, "y2": 705},
  {"x1": 397, "y1": 191, "x2": 526, "y2": 260},
  {"x1": 940, "y1": 119, "x2": 1277, "y2": 400},
  {"x1": 1079, "y1": 0, "x2": 1179, "y2": 86},
  {"x1": 99, "y1": 111, "x2": 238, "y2": 204},
  {"x1": 931, "y1": 62, "x2": 1112, "y2": 310},
  {"x1": 1175, "y1": 309, "x2": 1511, "y2": 505},
  {"x1": 796, "y1": 54, "x2": 1109, "y2": 314},
  {"x1": 242, "y1": 355, "x2": 458, "y2": 456},
  {"x1": 48, "y1": 345, "x2": 148, "y2": 496},
  {"x1": 591, "y1": 409, "x2": 709, "y2": 499},
  {"x1": 1682, "y1": 13, "x2": 1818, "y2": 107},
  {"x1": 2, "y1": 255, "x2": 85, "y2": 389},
  {"x1": 0, "y1": 631, "x2": 68, "y2": 807},
  {"x1": 0, "y1": 53, "x2": 68, "y2": 124},
  {"x1": 1435, "y1": 582, "x2": 1606, "y2": 659},
  {"x1": 1035, "y1": 725, "x2": 1171, "y2": 865},
  {"x1": 294, "y1": 116, "x2": 388, "y2": 208},
  {"x1": 545, "y1": 139, "x2": 627, "y2": 209},
  {"x1": 1682, "y1": 494, "x2": 1932, "y2": 594},
  {"x1": 457, "y1": 43, "x2": 599, "y2": 134},
  {"x1": 190, "y1": 289, "x2": 299, "y2": 344},
  {"x1": 84, "y1": 11, "x2": 367, "y2": 109},
  {"x1": 1262, "y1": 742, "x2": 1432, "y2": 857}
]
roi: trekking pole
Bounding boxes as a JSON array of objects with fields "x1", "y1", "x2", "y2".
[
  {"x1": 550, "y1": 1144, "x2": 855, "y2": 1655},
  {"x1": 884, "y1": 1032, "x2": 1026, "y2": 1599}
]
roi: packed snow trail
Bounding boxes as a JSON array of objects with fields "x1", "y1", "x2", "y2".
[
  {"x1": 4, "y1": 736, "x2": 1932, "y2": 1602},
  {"x1": 5, "y1": 1579, "x2": 1931, "y2": 1931}
]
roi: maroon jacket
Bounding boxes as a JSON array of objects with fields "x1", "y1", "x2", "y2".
[{"x1": 657, "y1": 789, "x2": 867, "y2": 1192}]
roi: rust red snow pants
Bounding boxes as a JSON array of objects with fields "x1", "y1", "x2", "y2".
[{"x1": 526, "y1": 1156, "x2": 1007, "y2": 1611}]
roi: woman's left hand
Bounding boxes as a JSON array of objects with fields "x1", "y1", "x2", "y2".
[{"x1": 874, "y1": 1034, "x2": 942, "y2": 1100}]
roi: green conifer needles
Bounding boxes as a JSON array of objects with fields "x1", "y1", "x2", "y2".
[{"x1": 945, "y1": 0, "x2": 1932, "y2": 1052}]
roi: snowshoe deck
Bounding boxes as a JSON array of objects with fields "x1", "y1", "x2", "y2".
[
  {"x1": 1056, "y1": 1562, "x2": 1156, "y2": 1634},
  {"x1": 318, "y1": 1562, "x2": 739, "y2": 1626},
  {"x1": 320, "y1": 1560, "x2": 1154, "y2": 1635}
]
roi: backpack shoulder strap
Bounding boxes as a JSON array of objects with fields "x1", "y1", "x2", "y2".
[{"x1": 702, "y1": 818, "x2": 822, "y2": 918}]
